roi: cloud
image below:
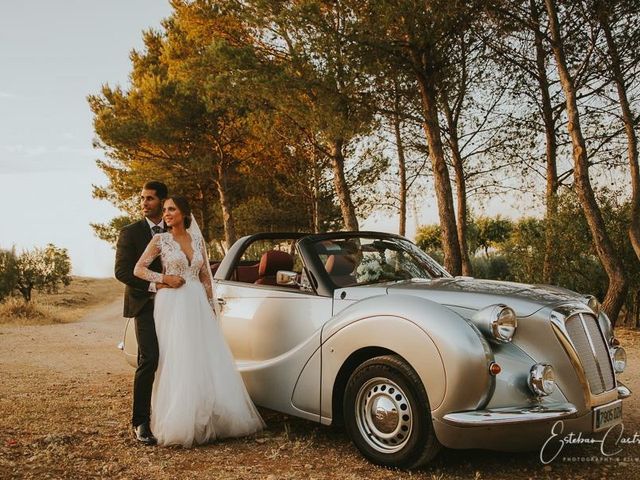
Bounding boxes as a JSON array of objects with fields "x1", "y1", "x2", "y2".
[
  {"x1": 0, "y1": 92, "x2": 16, "y2": 99},
  {"x1": 0, "y1": 143, "x2": 97, "y2": 174},
  {"x1": 1, "y1": 144, "x2": 47, "y2": 156},
  {"x1": 1, "y1": 144, "x2": 94, "y2": 159}
]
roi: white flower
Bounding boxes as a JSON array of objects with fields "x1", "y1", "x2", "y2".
[{"x1": 356, "y1": 256, "x2": 384, "y2": 283}]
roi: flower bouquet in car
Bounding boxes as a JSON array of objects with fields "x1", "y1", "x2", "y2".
[{"x1": 356, "y1": 254, "x2": 396, "y2": 283}]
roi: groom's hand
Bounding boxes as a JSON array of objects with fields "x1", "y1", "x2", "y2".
[
  {"x1": 163, "y1": 275, "x2": 186, "y2": 288},
  {"x1": 155, "y1": 282, "x2": 172, "y2": 290}
]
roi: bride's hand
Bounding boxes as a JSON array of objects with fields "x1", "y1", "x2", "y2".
[{"x1": 163, "y1": 275, "x2": 185, "y2": 288}]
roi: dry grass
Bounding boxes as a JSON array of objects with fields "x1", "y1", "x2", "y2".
[
  {"x1": 0, "y1": 277, "x2": 121, "y2": 325},
  {"x1": 617, "y1": 326, "x2": 640, "y2": 348},
  {"x1": 0, "y1": 297, "x2": 55, "y2": 322}
]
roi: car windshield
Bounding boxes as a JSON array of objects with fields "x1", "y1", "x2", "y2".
[{"x1": 311, "y1": 236, "x2": 451, "y2": 287}]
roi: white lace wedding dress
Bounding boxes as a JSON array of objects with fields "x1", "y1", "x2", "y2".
[{"x1": 133, "y1": 231, "x2": 264, "y2": 447}]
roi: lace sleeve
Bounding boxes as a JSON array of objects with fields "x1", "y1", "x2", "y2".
[
  {"x1": 134, "y1": 234, "x2": 164, "y2": 284},
  {"x1": 197, "y1": 237, "x2": 215, "y2": 309}
]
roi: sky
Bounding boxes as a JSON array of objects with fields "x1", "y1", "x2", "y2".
[
  {"x1": 0, "y1": 1, "x2": 522, "y2": 278},
  {"x1": 0, "y1": 1, "x2": 173, "y2": 277}
]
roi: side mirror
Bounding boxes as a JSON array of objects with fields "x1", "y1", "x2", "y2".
[{"x1": 277, "y1": 270, "x2": 299, "y2": 286}]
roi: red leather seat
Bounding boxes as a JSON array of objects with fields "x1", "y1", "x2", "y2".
[
  {"x1": 254, "y1": 250, "x2": 294, "y2": 286},
  {"x1": 236, "y1": 263, "x2": 260, "y2": 283},
  {"x1": 325, "y1": 254, "x2": 357, "y2": 287}
]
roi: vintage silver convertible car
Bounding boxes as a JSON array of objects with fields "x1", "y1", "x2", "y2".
[{"x1": 121, "y1": 231, "x2": 631, "y2": 468}]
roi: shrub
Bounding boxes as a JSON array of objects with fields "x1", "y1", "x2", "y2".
[
  {"x1": 0, "y1": 248, "x2": 18, "y2": 301},
  {"x1": 0, "y1": 297, "x2": 58, "y2": 324},
  {"x1": 14, "y1": 244, "x2": 72, "y2": 302},
  {"x1": 471, "y1": 255, "x2": 511, "y2": 280}
]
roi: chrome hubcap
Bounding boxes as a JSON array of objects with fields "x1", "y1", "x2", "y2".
[{"x1": 355, "y1": 377, "x2": 413, "y2": 453}]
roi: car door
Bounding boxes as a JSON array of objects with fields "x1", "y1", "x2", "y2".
[{"x1": 214, "y1": 272, "x2": 332, "y2": 421}]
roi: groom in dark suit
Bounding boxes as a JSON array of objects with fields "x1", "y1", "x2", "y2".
[{"x1": 115, "y1": 181, "x2": 183, "y2": 445}]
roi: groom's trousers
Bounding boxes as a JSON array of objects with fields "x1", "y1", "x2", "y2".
[{"x1": 131, "y1": 301, "x2": 159, "y2": 427}]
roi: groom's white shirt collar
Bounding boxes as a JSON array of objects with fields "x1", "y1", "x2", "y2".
[{"x1": 145, "y1": 218, "x2": 165, "y2": 232}]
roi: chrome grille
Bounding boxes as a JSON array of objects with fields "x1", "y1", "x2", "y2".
[{"x1": 564, "y1": 313, "x2": 615, "y2": 394}]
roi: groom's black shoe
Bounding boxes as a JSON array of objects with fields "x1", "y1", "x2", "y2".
[{"x1": 132, "y1": 422, "x2": 157, "y2": 445}]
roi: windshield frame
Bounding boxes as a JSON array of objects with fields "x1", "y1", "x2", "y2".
[{"x1": 298, "y1": 232, "x2": 451, "y2": 293}]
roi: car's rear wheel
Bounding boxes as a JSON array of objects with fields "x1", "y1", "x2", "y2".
[{"x1": 343, "y1": 354, "x2": 441, "y2": 469}]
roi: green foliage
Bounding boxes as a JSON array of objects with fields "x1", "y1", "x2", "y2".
[
  {"x1": 471, "y1": 255, "x2": 511, "y2": 281},
  {"x1": 592, "y1": 193, "x2": 640, "y2": 324},
  {"x1": 89, "y1": 1, "x2": 369, "y2": 243},
  {"x1": 475, "y1": 216, "x2": 514, "y2": 256},
  {"x1": 499, "y1": 217, "x2": 546, "y2": 284},
  {"x1": 494, "y1": 195, "x2": 612, "y2": 299},
  {"x1": 0, "y1": 248, "x2": 18, "y2": 300},
  {"x1": 415, "y1": 224, "x2": 442, "y2": 254},
  {"x1": 14, "y1": 245, "x2": 72, "y2": 302},
  {"x1": 416, "y1": 216, "x2": 514, "y2": 260},
  {"x1": 416, "y1": 191, "x2": 638, "y2": 324},
  {"x1": 478, "y1": 195, "x2": 636, "y2": 317},
  {"x1": 86, "y1": 1, "x2": 639, "y2": 324}
]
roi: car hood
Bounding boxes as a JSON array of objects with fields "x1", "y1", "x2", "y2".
[{"x1": 384, "y1": 277, "x2": 587, "y2": 317}]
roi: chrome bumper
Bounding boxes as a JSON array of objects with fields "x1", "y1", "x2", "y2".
[
  {"x1": 443, "y1": 381, "x2": 631, "y2": 428},
  {"x1": 442, "y1": 402, "x2": 577, "y2": 426}
]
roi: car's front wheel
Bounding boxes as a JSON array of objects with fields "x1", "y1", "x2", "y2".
[{"x1": 343, "y1": 354, "x2": 441, "y2": 469}]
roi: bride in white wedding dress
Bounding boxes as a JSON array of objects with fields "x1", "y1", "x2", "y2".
[{"x1": 133, "y1": 196, "x2": 264, "y2": 447}]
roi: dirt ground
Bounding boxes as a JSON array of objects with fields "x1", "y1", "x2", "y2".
[{"x1": 0, "y1": 299, "x2": 639, "y2": 479}]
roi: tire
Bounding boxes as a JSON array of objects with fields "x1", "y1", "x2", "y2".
[{"x1": 343, "y1": 354, "x2": 441, "y2": 469}]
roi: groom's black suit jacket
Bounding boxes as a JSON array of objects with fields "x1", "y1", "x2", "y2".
[{"x1": 115, "y1": 219, "x2": 163, "y2": 318}]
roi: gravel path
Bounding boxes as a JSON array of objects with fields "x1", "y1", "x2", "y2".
[{"x1": 0, "y1": 300, "x2": 638, "y2": 479}]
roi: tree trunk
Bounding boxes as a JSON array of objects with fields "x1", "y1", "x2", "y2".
[
  {"x1": 596, "y1": 1, "x2": 640, "y2": 262},
  {"x1": 531, "y1": 0, "x2": 559, "y2": 285},
  {"x1": 443, "y1": 96, "x2": 473, "y2": 276},
  {"x1": 214, "y1": 162, "x2": 237, "y2": 251},
  {"x1": 17, "y1": 285, "x2": 31, "y2": 302},
  {"x1": 451, "y1": 143, "x2": 472, "y2": 276},
  {"x1": 392, "y1": 87, "x2": 408, "y2": 237},
  {"x1": 309, "y1": 156, "x2": 321, "y2": 233},
  {"x1": 215, "y1": 239, "x2": 226, "y2": 258},
  {"x1": 545, "y1": 0, "x2": 628, "y2": 323},
  {"x1": 635, "y1": 288, "x2": 640, "y2": 330},
  {"x1": 329, "y1": 139, "x2": 359, "y2": 231},
  {"x1": 198, "y1": 185, "x2": 210, "y2": 244},
  {"x1": 416, "y1": 76, "x2": 462, "y2": 276}
]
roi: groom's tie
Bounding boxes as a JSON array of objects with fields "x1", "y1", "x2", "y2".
[{"x1": 152, "y1": 225, "x2": 163, "y2": 235}]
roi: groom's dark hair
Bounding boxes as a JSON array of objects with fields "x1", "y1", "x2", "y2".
[
  {"x1": 167, "y1": 196, "x2": 192, "y2": 228},
  {"x1": 143, "y1": 181, "x2": 168, "y2": 200}
]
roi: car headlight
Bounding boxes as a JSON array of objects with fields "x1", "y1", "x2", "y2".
[
  {"x1": 528, "y1": 363, "x2": 556, "y2": 396},
  {"x1": 472, "y1": 304, "x2": 517, "y2": 343},
  {"x1": 584, "y1": 295, "x2": 601, "y2": 317},
  {"x1": 611, "y1": 346, "x2": 626, "y2": 373}
]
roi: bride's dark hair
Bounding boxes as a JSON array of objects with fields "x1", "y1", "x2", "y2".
[{"x1": 166, "y1": 195, "x2": 192, "y2": 228}]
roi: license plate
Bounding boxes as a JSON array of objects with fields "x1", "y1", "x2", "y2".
[{"x1": 593, "y1": 400, "x2": 622, "y2": 431}]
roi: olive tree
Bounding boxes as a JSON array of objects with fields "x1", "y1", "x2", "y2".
[
  {"x1": 14, "y1": 244, "x2": 72, "y2": 302},
  {"x1": 0, "y1": 248, "x2": 18, "y2": 301}
]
